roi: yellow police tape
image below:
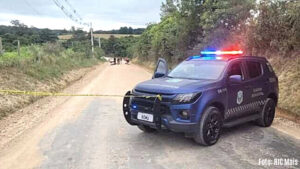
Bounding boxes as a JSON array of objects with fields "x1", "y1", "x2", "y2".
[{"x1": 0, "y1": 89, "x2": 162, "y2": 101}]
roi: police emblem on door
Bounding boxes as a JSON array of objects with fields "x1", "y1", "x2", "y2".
[{"x1": 237, "y1": 90, "x2": 243, "y2": 105}]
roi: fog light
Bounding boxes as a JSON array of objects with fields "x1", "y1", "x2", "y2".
[{"x1": 179, "y1": 110, "x2": 190, "y2": 120}]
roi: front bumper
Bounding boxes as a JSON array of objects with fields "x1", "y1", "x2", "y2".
[{"x1": 131, "y1": 114, "x2": 197, "y2": 133}]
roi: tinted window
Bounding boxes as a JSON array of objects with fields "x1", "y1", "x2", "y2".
[
  {"x1": 168, "y1": 60, "x2": 227, "y2": 80},
  {"x1": 246, "y1": 61, "x2": 262, "y2": 78},
  {"x1": 228, "y1": 62, "x2": 244, "y2": 80}
]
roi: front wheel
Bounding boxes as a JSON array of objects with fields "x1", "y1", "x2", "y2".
[
  {"x1": 138, "y1": 125, "x2": 157, "y2": 133},
  {"x1": 194, "y1": 106, "x2": 222, "y2": 146}
]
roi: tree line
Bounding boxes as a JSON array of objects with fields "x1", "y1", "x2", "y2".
[
  {"x1": 0, "y1": 20, "x2": 61, "y2": 52},
  {"x1": 131, "y1": 0, "x2": 299, "y2": 65},
  {"x1": 94, "y1": 27, "x2": 145, "y2": 35},
  {"x1": 1, "y1": 0, "x2": 298, "y2": 62},
  {"x1": 0, "y1": 21, "x2": 144, "y2": 53}
]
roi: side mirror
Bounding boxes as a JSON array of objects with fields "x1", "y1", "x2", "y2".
[
  {"x1": 153, "y1": 72, "x2": 165, "y2": 78},
  {"x1": 228, "y1": 75, "x2": 242, "y2": 84},
  {"x1": 153, "y1": 58, "x2": 168, "y2": 79}
]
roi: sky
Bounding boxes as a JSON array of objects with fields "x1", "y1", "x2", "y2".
[{"x1": 0, "y1": 0, "x2": 165, "y2": 31}]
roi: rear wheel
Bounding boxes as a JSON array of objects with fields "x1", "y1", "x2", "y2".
[
  {"x1": 194, "y1": 106, "x2": 222, "y2": 146},
  {"x1": 138, "y1": 125, "x2": 157, "y2": 133},
  {"x1": 257, "y1": 98, "x2": 276, "y2": 127}
]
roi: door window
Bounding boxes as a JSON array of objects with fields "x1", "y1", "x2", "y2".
[
  {"x1": 228, "y1": 62, "x2": 244, "y2": 80},
  {"x1": 246, "y1": 61, "x2": 262, "y2": 79}
]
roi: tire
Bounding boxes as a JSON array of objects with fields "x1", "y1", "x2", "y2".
[
  {"x1": 138, "y1": 125, "x2": 157, "y2": 133},
  {"x1": 257, "y1": 98, "x2": 276, "y2": 127},
  {"x1": 194, "y1": 106, "x2": 222, "y2": 146}
]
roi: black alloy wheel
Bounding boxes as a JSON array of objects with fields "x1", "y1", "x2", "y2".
[
  {"x1": 194, "y1": 106, "x2": 222, "y2": 146},
  {"x1": 257, "y1": 98, "x2": 276, "y2": 127}
]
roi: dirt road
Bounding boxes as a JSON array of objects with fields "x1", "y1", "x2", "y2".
[{"x1": 0, "y1": 63, "x2": 299, "y2": 169}]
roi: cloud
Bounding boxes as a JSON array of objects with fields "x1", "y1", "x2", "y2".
[
  {"x1": 0, "y1": 13, "x2": 75, "y2": 30},
  {"x1": 0, "y1": 0, "x2": 164, "y2": 30}
]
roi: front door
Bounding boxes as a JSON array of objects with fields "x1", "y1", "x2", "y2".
[{"x1": 226, "y1": 61, "x2": 250, "y2": 120}]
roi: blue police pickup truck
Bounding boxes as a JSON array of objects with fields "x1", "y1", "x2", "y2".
[{"x1": 123, "y1": 50, "x2": 278, "y2": 146}]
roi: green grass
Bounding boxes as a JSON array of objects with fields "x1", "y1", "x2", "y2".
[
  {"x1": 0, "y1": 43, "x2": 103, "y2": 81},
  {"x1": 0, "y1": 43, "x2": 104, "y2": 119}
]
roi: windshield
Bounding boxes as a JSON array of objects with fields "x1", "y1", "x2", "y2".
[{"x1": 168, "y1": 60, "x2": 227, "y2": 80}]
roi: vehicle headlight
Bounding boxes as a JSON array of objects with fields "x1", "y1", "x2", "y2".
[{"x1": 173, "y1": 92, "x2": 202, "y2": 104}]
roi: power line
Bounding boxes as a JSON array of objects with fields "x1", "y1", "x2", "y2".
[
  {"x1": 24, "y1": 0, "x2": 41, "y2": 15},
  {"x1": 64, "y1": 0, "x2": 83, "y2": 21},
  {"x1": 51, "y1": 0, "x2": 94, "y2": 57},
  {"x1": 52, "y1": 0, "x2": 90, "y2": 27}
]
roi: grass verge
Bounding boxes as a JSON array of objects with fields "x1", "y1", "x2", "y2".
[{"x1": 0, "y1": 43, "x2": 104, "y2": 119}]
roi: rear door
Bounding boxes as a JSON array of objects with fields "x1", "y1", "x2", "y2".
[{"x1": 244, "y1": 60, "x2": 267, "y2": 114}]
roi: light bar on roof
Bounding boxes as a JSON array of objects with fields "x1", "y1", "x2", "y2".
[{"x1": 201, "y1": 50, "x2": 243, "y2": 55}]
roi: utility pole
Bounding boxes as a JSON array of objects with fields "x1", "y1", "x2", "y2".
[
  {"x1": 17, "y1": 40, "x2": 20, "y2": 57},
  {"x1": 0, "y1": 37, "x2": 3, "y2": 54},
  {"x1": 90, "y1": 22, "x2": 94, "y2": 58},
  {"x1": 98, "y1": 37, "x2": 101, "y2": 48}
]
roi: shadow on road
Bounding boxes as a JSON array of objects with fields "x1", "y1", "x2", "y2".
[{"x1": 134, "y1": 122, "x2": 262, "y2": 147}]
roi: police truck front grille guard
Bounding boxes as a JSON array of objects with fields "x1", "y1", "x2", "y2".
[
  {"x1": 131, "y1": 98, "x2": 170, "y2": 114},
  {"x1": 133, "y1": 95, "x2": 164, "y2": 129},
  {"x1": 153, "y1": 96, "x2": 162, "y2": 130},
  {"x1": 123, "y1": 91, "x2": 163, "y2": 129}
]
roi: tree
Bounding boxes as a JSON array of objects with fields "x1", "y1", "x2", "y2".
[
  {"x1": 245, "y1": 0, "x2": 300, "y2": 56},
  {"x1": 39, "y1": 29, "x2": 58, "y2": 43},
  {"x1": 72, "y1": 28, "x2": 86, "y2": 41},
  {"x1": 101, "y1": 35, "x2": 139, "y2": 57},
  {"x1": 128, "y1": 27, "x2": 133, "y2": 34},
  {"x1": 133, "y1": 0, "x2": 256, "y2": 64},
  {"x1": 10, "y1": 20, "x2": 27, "y2": 28},
  {"x1": 119, "y1": 27, "x2": 129, "y2": 34},
  {"x1": 161, "y1": 0, "x2": 178, "y2": 19}
]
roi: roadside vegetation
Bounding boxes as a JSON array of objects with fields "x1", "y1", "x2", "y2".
[
  {"x1": 0, "y1": 21, "x2": 105, "y2": 81},
  {"x1": 0, "y1": 43, "x2": 101, "y2": 80},
  {"x1": 0, "y1": 21, "x2": 105, "y2": 119}
]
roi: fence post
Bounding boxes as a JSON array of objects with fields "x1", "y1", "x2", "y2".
[
  {"x1": 90, "y1": 23, "x2": 94, "y2": 58},
  {"x1": 17, "y1": 40, "x2": 20, "y2": 57},
  {"x1": 0, "y1": 37, "x2": 3, "y2": 54},
  {"x1": 98, "y1": 37, "x2": 101, "y2": 48}
]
